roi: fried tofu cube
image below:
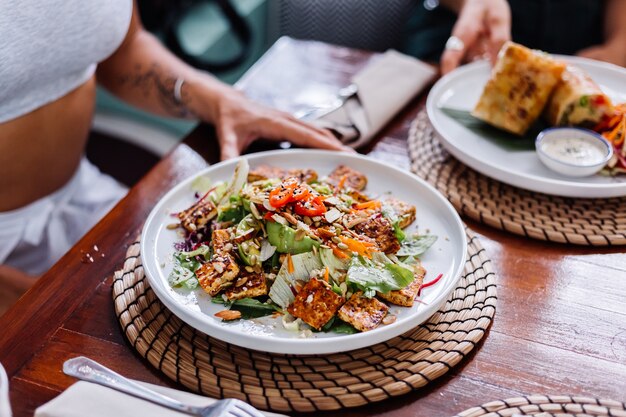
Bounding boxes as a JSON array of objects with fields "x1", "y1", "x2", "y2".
[
  {"x1": 328, "y1": 165, "x2": 367, "y2": 191},
  {"x1": 178, "y1": 198, "x2": 217, "y2": 232},
  {"x1": 291, "y1": 168, "x2": 318, "y2": 184},
  {"x1": 224, "y1": 272, "x2": 268, "y2": 300},
  {"x1": 248, "y1": 165, "x2": 318, "y2": 184},
  {"x1": 196, "y1": 254, "x2": 240, "y2": 296},
  {"x1": 338, "y1": 292, "x2": 389, "y2": 332},
  {"x1": 354, "y1": 215, "x2": 401, "y2": 253},
  {"x1": 287, "y1": 278, "x2": 345, "y2": 330},
  {"x1": 347, "y1": 190, "x2": 370, "y2": 203},
  {"x1": 378, "y1": 261, "x2": 426, "y2": 307},
  {"x1": 385, "y1": 197, "x2": 416, "y2": 229},
  {"x1": 212, "y1": 229, "x2": 234, "y2": 255}
]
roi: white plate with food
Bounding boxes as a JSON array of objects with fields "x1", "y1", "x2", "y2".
[
  {"x1": 141, "y1": 150, "x2": 467, "y2": 354},
  {"x1": 427, "y1": 43, "x2": 626, "y2": 198}
]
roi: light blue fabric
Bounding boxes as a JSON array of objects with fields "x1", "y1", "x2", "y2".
[{"x1": 0, "y1": 0, "x2": 132, "y2": 123}]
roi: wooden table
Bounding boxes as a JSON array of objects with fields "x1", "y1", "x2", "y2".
[{"x1": 2, "y1": 37, "x2": 626, "y2": 416}]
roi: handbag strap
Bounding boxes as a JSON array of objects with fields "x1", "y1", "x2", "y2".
[{"x1": 164, "y1": 0, "x2": 252, "y2": 72}]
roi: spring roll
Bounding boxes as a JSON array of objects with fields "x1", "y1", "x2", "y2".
[
  {"x1": 472, "y1": 42, "x2": 566, "y2": 135},
  {"x1": 545, "y1": 65, "x2": 613, "y2": 127}
]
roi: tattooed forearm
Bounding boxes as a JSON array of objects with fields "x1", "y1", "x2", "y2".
[{"x1": 119, "y1": 63, "x2": 196, "y2": 118}]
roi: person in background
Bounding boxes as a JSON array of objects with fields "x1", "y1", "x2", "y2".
[
  {"x1": 403, "y1": 0, "x2": 626, "y2": 74},
  {"x1": 0, "y1": 0, "x2": 349, "y2": 313}
]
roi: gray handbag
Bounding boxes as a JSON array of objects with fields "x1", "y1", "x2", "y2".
[{"x1": 268, "y1": 0, "x2": 416, "y2": 51}]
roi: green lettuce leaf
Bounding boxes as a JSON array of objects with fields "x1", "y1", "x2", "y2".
[
  {"x1": 229, "y1": 298, "x2": 280, "y2": 319},
  {"x1": 396, "y1": 235, "x2": 437, "y2": 257},
  {"x1": 210, "y1": 297, "x2": 280, "y2": 320},
  {"x1": 346, "y1": 258, "x2": 414, "y2": 297}
]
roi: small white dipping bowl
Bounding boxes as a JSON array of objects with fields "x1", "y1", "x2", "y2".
[{"x1": 536, "y1": 127, "x2": 613, "y2": 177}]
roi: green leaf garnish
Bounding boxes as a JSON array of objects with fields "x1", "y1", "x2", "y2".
[{"x1": 439, "y1": 107, "x2": 540, "y2": 151}]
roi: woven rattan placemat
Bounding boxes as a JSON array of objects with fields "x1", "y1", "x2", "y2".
[
  {"x1": 112, "y1": 228, "x2": 496, "y2": 412},
  {"x1": 453, "y1": 395, "x2": 626, "y2": 417},
  {"x1": 408, "y1": 111, "x2": 626, "y2": 246}
]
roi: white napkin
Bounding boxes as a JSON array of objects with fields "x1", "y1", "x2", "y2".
[
  {"x1": 0, "y1": 364, "x2": 11, "y2": 417},
  {"x1": 313, "y1": 50, "x2": 436, "y2": 148},
  {"x1": 35, "y1": 381, "x2": 287, "y2": 417}
]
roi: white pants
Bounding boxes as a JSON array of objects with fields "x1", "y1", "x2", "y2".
[{"x1": 0, "y1": 158, "x2": 127, "y2": 275}]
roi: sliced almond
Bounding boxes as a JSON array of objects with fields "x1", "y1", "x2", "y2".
[
  {"x1": 283, "y1": 212, "x2": 298, "y2": 225},
  {"x1": 215, "y1": 310, "x2": 242, "y2": 321},
  {"x1": 294, "y1": 229, "x2": 306, "y2": 241}
]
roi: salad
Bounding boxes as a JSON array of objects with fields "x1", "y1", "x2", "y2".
[
  {"x1": 595, "y1": 102, "x2": 626, "y2": 175},
  {"x1": 167, "y1": 160, "x2": 440, "y2": 335}
]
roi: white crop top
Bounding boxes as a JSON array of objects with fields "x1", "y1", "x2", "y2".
[{"x1": 0, "y1": 0, "x2": 133, "y2": 123}]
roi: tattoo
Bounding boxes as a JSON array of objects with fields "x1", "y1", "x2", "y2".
[{"x1": 119, "y1": 63, "x2": 194, "y2": 118}]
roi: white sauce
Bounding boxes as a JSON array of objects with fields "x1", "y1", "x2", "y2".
[{"x1": 540, "y1": 136, "x2": 606, "y2": 165}]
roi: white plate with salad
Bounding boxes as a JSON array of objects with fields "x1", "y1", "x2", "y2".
[{"x1": 141, "y1": 150, "x2": 467, "y2": 354}]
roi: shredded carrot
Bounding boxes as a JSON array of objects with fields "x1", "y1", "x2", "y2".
[
  {"x1": 615, "y1": 117, "x2": 626, "y2": 146},
  {"x1": 605, "y1": 118, "x2": 623, "y2": 142},
  {"x1": 597, "y1": 114, "x2": 622, "y2": 132},
  {"x1": 330, "y1": 244, "x2": 349, "y2": 259},
  {"x1": 287, "y1": 253, "x2": 294, "y2": 273},
  {"x1": 354, "y1": 200, "x2": 382, "y2": 210},
  {"x1": 339, "y1": 236, "x2": 373, "y2": 258},
  {"x1": 337, "y1": 174, "x2": 348, "y2": 190},
  {"x1": 597, "y1": 106, "x2": 626, "y2": 167},
  {"x1": 323, "y1": 267, "x2": 329, "y2": 282}
]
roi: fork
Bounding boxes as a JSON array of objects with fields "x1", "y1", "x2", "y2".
[
  {"x1": 63, "y1": 357, "x2": 264, "y2": 417},
  {"x1": 296, "y1": 83, "x2": 359, "y2": 121}
]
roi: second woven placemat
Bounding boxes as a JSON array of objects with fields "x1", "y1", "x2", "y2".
[
  {"x1": 408, "y1": 111, "x2": 626, "y2": 246},
  {"x1": 453, "y1": 394, "x2": 626, "y2": 417},
  {"x1": 112, "y1": 228, "x2": 496, "y2": 413}
]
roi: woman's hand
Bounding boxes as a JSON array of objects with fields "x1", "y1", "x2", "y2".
[
  {"x1": 577, "y1": 39, "x2": 626, "y2": 68},
  {"x1": 99, "y1": 4, "x2": 351, "y2": 161},
  {"x1": 440, "y1": 0, "x2": 512, "y2": 75},
  {"x1": 198, "y1": 86, "x2": 351, "y2": 160}
]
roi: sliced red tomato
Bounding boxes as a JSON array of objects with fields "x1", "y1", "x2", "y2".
[
  {"x1": 592, "y1": 95, "x2": 607, "y2": 106},
  {"x1": 294, "y1": 196, "x2": 327, "y2": 216},
  {"x1": 290, "y1": 185, "x2": 310, "y2": 201},
  {"x1": 268, "y1": 177, "x2": 298, "y2": 208}
]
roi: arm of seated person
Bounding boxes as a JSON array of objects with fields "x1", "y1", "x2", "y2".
[
  {"x1": 0, "y1": 265, "x2": 38, "y2": 315},
  {"x1": 96, "y1": 1, "x2": 348, "y2": 160},
  {"x1": 577, "y1": 0, "x2": 626, "y2": 67}
]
